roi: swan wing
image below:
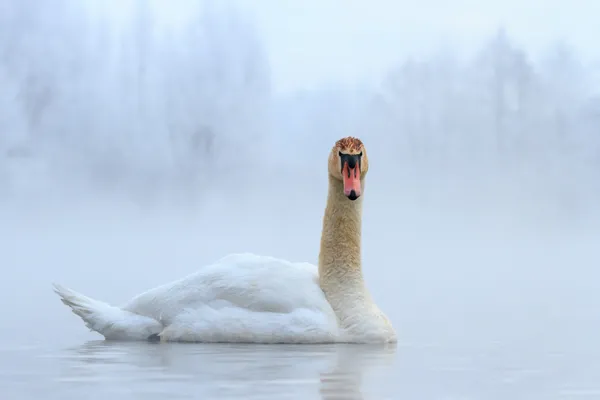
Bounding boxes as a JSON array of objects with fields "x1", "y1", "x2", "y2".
[{"x1": 121, "y1": 253, "x2": 339, "y2": 343}]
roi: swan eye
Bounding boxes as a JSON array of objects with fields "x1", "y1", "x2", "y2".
[
  {"x1": 338, "y1": 151, "x2": 343, "y2": 157},
  {"x1": 358, "y1": 152, "x2": 362, "y2": 157}
]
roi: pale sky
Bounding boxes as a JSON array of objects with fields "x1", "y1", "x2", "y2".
[
  {"x1": 147, "y1": 0, "x2": 600, "y2": 94},
  {"x1": 231, "y1": 0, "x2": 600, "y2": 94}
]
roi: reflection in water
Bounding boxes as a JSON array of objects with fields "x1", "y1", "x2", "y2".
[
  {"x1": 4, "y1": 336, "x2": 600, "y2": 399},
  {"x1": 56, "y1": 340, "x2": 398, "y2": 399},
  {"x1": 319, "y1": 343, "x2": 397, "y2": 400}
]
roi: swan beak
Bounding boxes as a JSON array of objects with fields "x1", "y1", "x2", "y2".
[{"x1": 342, "y1": 162, "x2": 361, "y2": 201}]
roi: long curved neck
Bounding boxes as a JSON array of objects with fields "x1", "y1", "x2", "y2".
[{"x1": 318, "y1": 175, "x2": 365, "y2": 290}]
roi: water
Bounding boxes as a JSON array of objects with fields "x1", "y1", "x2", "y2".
[
  {"x1": 2, "y1": 336, "x2": 599, "y2": 399},
  {"x1": 3, "y1": 342, "x2": 395, "y2": 399},
  {"x1": 1, "y1": 186, "x2": 599, "y2": 399}
]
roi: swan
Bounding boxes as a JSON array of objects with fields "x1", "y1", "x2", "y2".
[{"x1": 53, "y1": 136, "x2": 397, "y2": 344}]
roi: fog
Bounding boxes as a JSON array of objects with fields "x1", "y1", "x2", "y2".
[{"x1": 0, "y1": 0, "x2": 599, "y2": 395}]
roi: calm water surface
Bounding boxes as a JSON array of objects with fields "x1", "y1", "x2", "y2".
[
  {"x1": 2, "y1": 201, "x2": 599, "y2": 399},
  {"x1": 2, "y1": 334, "x2": 599, "y2": 399}
]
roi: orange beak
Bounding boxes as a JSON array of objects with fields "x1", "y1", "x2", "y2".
[{"x1": 342, "y1": 162, "x2": 361, "y2": 200}]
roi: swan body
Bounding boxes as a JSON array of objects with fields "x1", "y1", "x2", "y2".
[
  {"x1": 54, "y1": 137, "x2": 397, "y2": 343},
  {"x1": 54, "y1": 254, "x2": 341, "y2": 343}
]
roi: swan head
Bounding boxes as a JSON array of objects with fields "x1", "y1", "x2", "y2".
[{"x1": 329, "y1": 137, "x2": 369, "y2": 201}]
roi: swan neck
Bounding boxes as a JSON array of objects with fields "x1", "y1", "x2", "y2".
[{"x1": 318, "y1": 175, "x2": 364, "y2": 285}]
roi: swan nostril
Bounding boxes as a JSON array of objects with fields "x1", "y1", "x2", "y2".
[{"x1": 347, "y1": 190, "x2": 359, "y2": 201}]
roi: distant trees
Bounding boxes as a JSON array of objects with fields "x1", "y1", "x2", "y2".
[
  {"x1": 0, "y1": 0, "x2": 66, "y2": 147},
  {"x1": 0, "y1": 0, "x2": 272, "y2": 193},
  {"x1": 158, "y1": 1, "x2": 271, "y2": 180},
  {"x1": 375, "y1": 28, "x2": 598, "y2": 175},
  {"x1": 0, "y1": 2, "x2": 597, "y2": 205}
]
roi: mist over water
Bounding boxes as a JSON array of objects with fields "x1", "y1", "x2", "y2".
[{"x1": 1, "y1": 0, "x2": 599, "y2": 398}]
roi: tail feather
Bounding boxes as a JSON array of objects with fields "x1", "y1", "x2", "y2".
[{"x1": 53, "y1": 283, "x2": 163, "y2": 340}]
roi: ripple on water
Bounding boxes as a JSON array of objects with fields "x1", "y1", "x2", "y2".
[{"x1": 1, "y1": 337, "x2": 599, "y2": 399}]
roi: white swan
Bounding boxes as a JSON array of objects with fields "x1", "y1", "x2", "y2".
[{"x1": 53, "y1": 136, "x2": 396, "y2": 344}]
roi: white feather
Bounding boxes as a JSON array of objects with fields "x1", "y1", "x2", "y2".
[{"x1": 54, "y1": 253, "x2": 343, "y2": 343}]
